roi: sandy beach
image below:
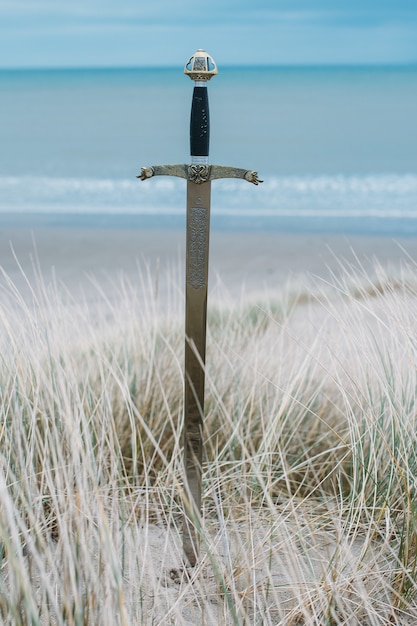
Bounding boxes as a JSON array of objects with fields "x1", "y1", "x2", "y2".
[
  {"x1": 1, "y1": 226, "x2": 416, "y2": 303},
  {"x1": 1, "y1": 226, "x2": 417, "y2": 623}
]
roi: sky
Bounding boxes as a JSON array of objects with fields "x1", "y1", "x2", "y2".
[{"x1": 1, "y1": 0, "x2": 417, "y2": 69}]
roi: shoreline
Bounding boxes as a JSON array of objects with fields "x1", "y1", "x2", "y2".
[
  {"x1": 1, "y1": 211, "x2": 417, "y2": 237},
  {"x1": 0, "y1": 226, "x2": 416, "y2": 303}
]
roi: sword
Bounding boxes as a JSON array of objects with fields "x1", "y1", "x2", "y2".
[{"x1": 138, "y1": 49, "x2": 262, "y2": 566}]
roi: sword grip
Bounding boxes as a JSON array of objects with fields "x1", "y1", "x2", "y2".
[{"x1": 190, "y1": 86, "x2": 210, "y2": 158}]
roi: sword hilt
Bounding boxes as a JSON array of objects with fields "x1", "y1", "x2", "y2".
[
  {"x1": 137, "y1": 164, "x2": 263, "y2": 185},
  {"x1": 190, "y1": 85, "x2": 210, "y2": 160},
  {"x1": 139, "y1": 50, "x2": 262, "y2": 186},
  {"x1": 184, "y1": 49, "x2": 217, "y2": 163}
]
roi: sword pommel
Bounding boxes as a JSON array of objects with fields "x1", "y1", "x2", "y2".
[{"x1": 184, "y1": 49, "x2": 218, "y2": 82}]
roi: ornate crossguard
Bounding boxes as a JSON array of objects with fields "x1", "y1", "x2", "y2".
[{"x1": 138, "y1": 49, "x2": 262, "y2": 566}]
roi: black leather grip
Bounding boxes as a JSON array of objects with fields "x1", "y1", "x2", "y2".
[{"x1": 190, "y1": 86, "x2": 210, "y2": 158}]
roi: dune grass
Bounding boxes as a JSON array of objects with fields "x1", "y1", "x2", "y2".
[{"x1": 0, "y1": 257, "x2": 417, "y2": 624}]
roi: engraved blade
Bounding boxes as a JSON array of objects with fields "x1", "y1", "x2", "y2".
[{"x1": 183, "y1": 179, "x2": 211, "y2": 566}]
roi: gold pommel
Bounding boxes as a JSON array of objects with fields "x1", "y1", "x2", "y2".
[{"x1": 184, "y1": 49, "x2": 218, "y2": 81}]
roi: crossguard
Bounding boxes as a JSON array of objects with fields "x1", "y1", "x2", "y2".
[{"x1": 138, "y1": 164, "x2": 263, "y2": 185}]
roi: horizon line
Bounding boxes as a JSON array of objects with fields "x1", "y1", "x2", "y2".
[{"x1": 1, "y1": 61, "x2": 417, "y2": 73}]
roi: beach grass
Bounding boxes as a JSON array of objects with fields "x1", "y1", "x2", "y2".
[{"x1": 0, "y1": 257, "x2": 417, "y2": 624}]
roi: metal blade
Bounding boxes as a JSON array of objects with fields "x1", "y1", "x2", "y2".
[{"x1": 183, "y1": 179, "x2": 211, "y2": 566}]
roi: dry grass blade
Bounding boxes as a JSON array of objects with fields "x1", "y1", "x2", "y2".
[{"x1": 0, "y1": 257, "x2": 416, "y2": 623}]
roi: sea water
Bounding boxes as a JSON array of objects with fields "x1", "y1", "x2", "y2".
[{"x1": 1, "y1": 65, "x2": 416, "y2": 234}]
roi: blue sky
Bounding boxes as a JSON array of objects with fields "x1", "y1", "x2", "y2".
[{"x1": 1, "y1": 0, "x2": 417, "y2": 68}]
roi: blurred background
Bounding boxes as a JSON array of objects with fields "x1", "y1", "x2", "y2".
[{"x1": 1, "y1": 1, "x2": 417, "y2": 234}]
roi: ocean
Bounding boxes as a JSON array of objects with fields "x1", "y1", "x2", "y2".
[{"x1": 1, "y1": 65, "x2": 416, "y2": 235}]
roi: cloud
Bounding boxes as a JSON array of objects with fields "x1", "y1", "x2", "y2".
[{"x1": 1, "y1": 1, "x2": 416, "y2": 68}]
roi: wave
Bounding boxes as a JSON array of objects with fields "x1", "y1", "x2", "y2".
[{"x1": 1, "y1": 173, "x2": 416, "y2": 220}]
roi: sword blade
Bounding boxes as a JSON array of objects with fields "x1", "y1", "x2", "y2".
[{"x1": 183, "y1": 178, "x2": 211, "y2": 566}]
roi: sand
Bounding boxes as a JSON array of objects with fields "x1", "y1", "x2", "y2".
[
  {"x1": 2, "y1": 226, "x2": 417, "y2": 623},
  {"x1": 0, "y1": 227, "x2": 416, "y2": 303}
]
